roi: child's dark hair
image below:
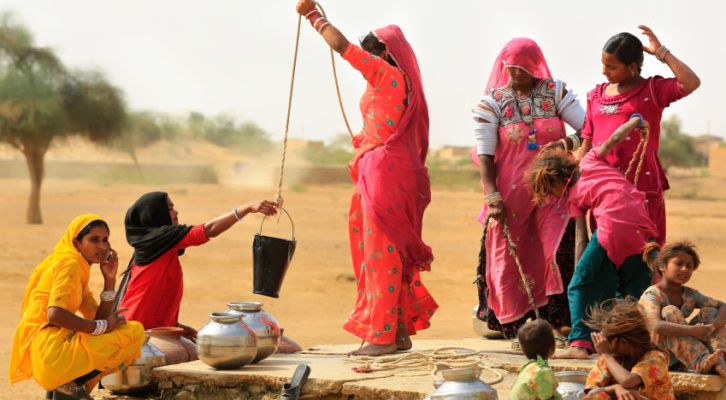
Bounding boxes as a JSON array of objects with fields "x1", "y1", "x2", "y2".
[
  {"x1": 517, "y1": 319, "x2": 555, "y2": 360},
  {"x1": 526, "y1": 148, "x2": 578, "y2": 205},
  {"x1": 585, "y1": 298, "x2": 653, "y2": 350},
  {"x1": 603, "y1": 32, "x2": 644, "y2": 73},
  {"x1": 76, "y1": 219, "x2": 109, "y2": 241},
  {"x1": 642, "y1": 241, "x2": 700, "y2": 273}
]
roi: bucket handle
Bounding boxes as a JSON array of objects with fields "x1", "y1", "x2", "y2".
[{"x1": 258, "y1": 207, "x2": 295, "y2": 240}]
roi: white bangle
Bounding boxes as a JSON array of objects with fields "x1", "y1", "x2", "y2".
[
  {"x1": 560, "y1": 138, "x2": 568, "y2": 151},
  {"x1": 100, "y1": 290, "x2": 116, "y2": 302},
  {"x1": 232, "y1": 208, "x2": 242, "y2": 221},
  {"x1": 92, "y1": 319, "x2": 107, "y2": 336}
]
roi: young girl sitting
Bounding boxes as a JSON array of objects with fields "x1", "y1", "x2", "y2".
[
  {"x1": 510, "y1": 319, "x2": 563, "y2": 399},
  {"x1": 583, "y1": 299, "x2": 675, "y2": 399},
  {"x1": 639, "y1": 241, "x2": 726, "y2": 378},
  {"x1": 527, "y1": 114, "x2": 657, "y2": 359}
]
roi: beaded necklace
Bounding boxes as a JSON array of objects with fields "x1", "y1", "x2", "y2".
[{"x1": 512, "y1": 83, "x2": 538, "y2": 150}]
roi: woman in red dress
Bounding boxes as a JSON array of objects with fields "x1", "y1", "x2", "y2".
[{"x1": 296, "y1": 0, "x2": 437, "y2": 356}]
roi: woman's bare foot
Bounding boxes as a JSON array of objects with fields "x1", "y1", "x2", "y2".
[
  {"x1": 349, "y1": 343, "x2": 398, "y2": 356},
  {"x1": 553, "y1": 346, "x2": 590, "y2": 359},
  {"x1": 396, "y1": 331, "x2": 412, "y2": 351},
  {"x1": 698, "y1": 349, "x2": 725, "y2": 375},
  {"x1": 714, "y1": 358, "x2": 726, "y2": 379}
]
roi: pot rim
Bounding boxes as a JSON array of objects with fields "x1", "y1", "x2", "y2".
[
  {"x1": 226, "y1": 301, "x2": 263, "y2": 311},
  {"x1": 149, "y1": 326, "x2": 184, "y2": 337},
  {"x1": 210, "y1": 311, "x2": 243, "y2": 323}
]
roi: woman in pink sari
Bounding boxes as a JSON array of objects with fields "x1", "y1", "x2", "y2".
[
  {"x1": 472, "y1": 38, "x2": 586, "y2": 340},
  {"x1": 296, "y1": 0, "x2": 437, "y2": 356}
]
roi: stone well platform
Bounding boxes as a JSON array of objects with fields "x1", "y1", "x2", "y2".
[{"x1": 102, "y1": 338, "x2": 723, "y2": 400}]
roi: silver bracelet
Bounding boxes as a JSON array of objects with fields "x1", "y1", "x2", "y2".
[
  {"x1": 91, "y1": 319, "x2": 107, "y2": 336},
  {"x1": 560, "y1": 138, "x2": 568, "y2": 151},
  {"x1": 232, "y1": 208, "x2": 241, "y2": 221},
  {"x1": 483, "y1": 191, "x2": 503, "y2": 205},
  {"x1": 655, "y1": 45, "x2": 670, "y2": 63},
  {"x1": 100, "y1": 290, "x2": 116, "y2": 302}
]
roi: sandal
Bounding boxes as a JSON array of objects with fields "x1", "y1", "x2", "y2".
[
  {"x1": 279, "y1": 363, "x2": 311, "y2": 400},
  {"x1": 554, "y1": 335, "x2": 568, "y2": 349},
  {"x1": 51, "y1": 382, "x2": 93, "y2": 400}
]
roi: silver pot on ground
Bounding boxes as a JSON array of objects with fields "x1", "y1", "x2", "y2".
[
  {"x1": 555, "y1": 371, "x2": 587, "y2": 400},
  {"x1": 225, "y1": 301, "x2": 280, "y2": 363},
  {"x1": 101, "y1": 332, "x2": 166, "y2": 394},
  {"x1": 196, "y1": 312, "x2": 257, "y2": 369},
  {"x1": 427, "y1": 366, "x2": 498, "y2": 399}
]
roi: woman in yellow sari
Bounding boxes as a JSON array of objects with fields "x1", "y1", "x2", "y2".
[{"x1": 9, "y1": 214, "x2": 145, "y2": 400}]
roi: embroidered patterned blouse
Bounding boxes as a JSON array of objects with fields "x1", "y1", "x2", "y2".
[
  {"x1": 585, "y1": 350, "x2": 676, "y2": 400},
  {"x1": 342, "y1": 43, "x2": 407, "y2": 164}
]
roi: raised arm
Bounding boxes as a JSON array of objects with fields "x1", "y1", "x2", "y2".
[
  {"x1": 204, "y1": 200, "x2": 278, "y2": 238},
  {"x1": 597, "y1": 115, "x2": 644, "y2": 158},
  {"x1": 296, "y1": 0, "x2": 349, "y2": 54},
  {"x1": 640, "y1": 25, "x2": 700, "y2": 93}
]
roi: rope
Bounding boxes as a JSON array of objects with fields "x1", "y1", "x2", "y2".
[
  {"x1": 275, "y1": 15, "x2": 302, "y2": 205},
  {"x1": 345, "y1": 347, "x2": 504, "y2": 385},
  {"x1": 624, "y1": 123, "x2": 650, "y2": 187},
  {"x1": 482, "y1": 216, "x2": 540, "y2": 320},
  {"x1": 314, "y1": 2, "x2": 354, "y2": 139}
]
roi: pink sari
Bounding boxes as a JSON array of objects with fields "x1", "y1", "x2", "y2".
[
  {"x1": 473, "y1": 38, "x2": 572, "y2": 325},
  {"x1": 355, "y1": 25, "x2": 433, "y2": 275},
  {"x1": 343, "y1": 25, "x2": 437, "y2": 343}
]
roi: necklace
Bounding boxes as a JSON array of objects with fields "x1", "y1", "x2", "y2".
[{"x1": 513, "y1": 85, "x2": 538, "y2": 150}]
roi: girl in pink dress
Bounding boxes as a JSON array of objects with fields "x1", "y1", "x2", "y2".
[
  {"x1": 527, "y1": 115, "x2": 657, "y2": 359},
  {"x1": 296, "y1": 0, "x2": 437, "y2": 356},
  {"x1": 472, "y1": 38, "x2": 586, "y2": 340},
  {"x1": 579, "y1": 26, "x2": 700, "y2": 244}
]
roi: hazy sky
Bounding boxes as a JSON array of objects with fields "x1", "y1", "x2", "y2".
[{"x1": 3, "y1": 1, "x2": 724, "y2": 147}]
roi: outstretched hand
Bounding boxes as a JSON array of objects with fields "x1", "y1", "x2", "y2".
[
  {"x1": 638, "y1": 25, "x2": 662, "y2": 55},
  {"x1": 248, "y1": 200, "x2": 279, "y2": 216},
  {"x1": 296, "y1": 0, "x2": 317, "y2": 15}
]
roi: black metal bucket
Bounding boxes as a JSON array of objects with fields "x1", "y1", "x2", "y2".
[{"x1": 252, "y1": 208, "x2": 296, "y2": 298}]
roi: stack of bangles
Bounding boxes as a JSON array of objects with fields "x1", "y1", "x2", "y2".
[
  {"x1": 566, "y1": 134, "x2": 581, "y2": 151},
  {"x1": 655, "y1": 45, "x2": 670, "y2": 63},
  {"x1": 484, "y1": 191, "x2": 502, "y2": 206},
  {"x1": 92, "y1": 319, "x2": 108, "y2": 336},
  {"x1": 305, "y1": 9, "x2": 329, "y2": 33}
]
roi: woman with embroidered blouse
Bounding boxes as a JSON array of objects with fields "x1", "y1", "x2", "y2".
[
  {"x1": 471, "y1": 37, "x2": 586, "y2": 341},
  {"x1": 296, "y1": 0, "x2": 437, "y2": 356}
]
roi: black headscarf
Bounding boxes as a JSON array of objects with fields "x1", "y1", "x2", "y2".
[{"x1": 125, "y1": 192, "x2": 192, "y2": 266}]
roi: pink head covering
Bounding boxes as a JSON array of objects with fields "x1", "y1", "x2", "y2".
[
  {"x1": 485, "y1": 37, "x2": 552, "y2": 92},
  {"x1": 356, "y1": 25, "x2": 433, "y2": 274}
]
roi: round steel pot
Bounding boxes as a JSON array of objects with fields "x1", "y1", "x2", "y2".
[
  {"x1": 225, "y1": 301, "x2": 280, "y2": 363},
  {"x1": 196, "y1": 312, "x2": 257, "y2": 370}
]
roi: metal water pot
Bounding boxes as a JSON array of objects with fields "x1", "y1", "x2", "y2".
[
  {"x1": 197, "y1": 312, "x2": 257, "y2": 369},
  {"x1": 225, "y1": 301, "x2": 280, "y2": 362},
  {"x1": 101, "y1": 332, "x2": 166, "y2": 394},
  {"x1": 427, "y1": 366, "x2": 498, "y2": 400},
  {"x1": 555, "y1": 371, "x2": 587, "y2": 400}
]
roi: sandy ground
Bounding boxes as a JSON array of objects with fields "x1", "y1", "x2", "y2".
[{"x1": 1, "y1": 176, "x2": 725, "y2": 399}]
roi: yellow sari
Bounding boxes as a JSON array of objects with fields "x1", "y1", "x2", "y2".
[{"x1": 9, "y1": 214, "x2": 145, "y2": 390}]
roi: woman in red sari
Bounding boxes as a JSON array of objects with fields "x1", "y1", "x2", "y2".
[{"x1": 296, "y1": 0, "x2": 438, "y2": 356}]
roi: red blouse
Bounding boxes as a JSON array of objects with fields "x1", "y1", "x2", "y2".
[{"x1": 121, "y1": 224, "x2": 209, "y2": 329}]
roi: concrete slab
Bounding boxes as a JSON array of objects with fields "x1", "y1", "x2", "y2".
[{"x1": 146, "y1": 338, "x2": 723, "y2": 400}]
